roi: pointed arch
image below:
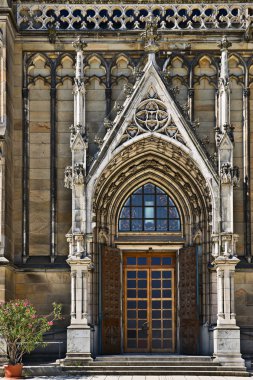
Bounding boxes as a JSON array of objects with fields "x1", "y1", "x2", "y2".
[
  {"x1": 163, "y1": 54, "x2": 189, "y2": 76},
  {"x1": 191, "y1": 53, "x2": 219, "y2": 74},
  {"x1": 109, "y1": 53, "x2": 135, "y2": 72}
]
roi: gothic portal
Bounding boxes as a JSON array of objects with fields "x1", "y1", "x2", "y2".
[{"x1": 1, "y1": 0, "x2": 253, "y2": 370}]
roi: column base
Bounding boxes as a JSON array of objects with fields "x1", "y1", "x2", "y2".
[
  {"x1": 213, "y1": 325, "x2": 245, "y2": 367},
  {"x1": 59, "y1": 325, "x2": 93, "y2": 366}
]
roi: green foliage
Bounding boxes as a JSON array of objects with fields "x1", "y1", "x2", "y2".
[{"x1": 0, "y1": 300, "x2": 62, "y2": 365}]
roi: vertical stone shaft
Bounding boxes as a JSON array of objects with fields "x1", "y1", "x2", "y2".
[
  {"x1": 217, "y1": 268, "x2": 224, "y2": 321},
  {"x1": 71, "y1": 271, "x2": 76, "y2": 320},
  {"x1": 223, "y1": 267, "x2": 230, "y2": 319},
  {"x1": 230, "y1": 270, "x2": 235, "y2": 318},
  {"x1": 218, "y1": 37, "x2": 231, "y2": 132}
]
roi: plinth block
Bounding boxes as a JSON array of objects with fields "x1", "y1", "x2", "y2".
[{"x1": 213, "y1": 326, "x2": 245, "y2": 367}]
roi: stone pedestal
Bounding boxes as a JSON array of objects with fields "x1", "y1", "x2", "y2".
[
  {"x1": 62, "y1": 325, "x2": 92, "y2": 365},
  {"x1": 213, "y1": 326, "x2": 244, "y2": 367},
  {"x1": 212, "y1": 254, "x2": 245, "y2": 368}
]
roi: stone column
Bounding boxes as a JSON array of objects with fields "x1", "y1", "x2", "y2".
[
  {"x1": 61, "y1": 36, "x2": 92, "y2": 366},
  {"x1": 211, "y1": 36, "x2": 244, "y2": 368},
  {"x1": 61, "y1": 256, "x2": 93, "y2": 365}
]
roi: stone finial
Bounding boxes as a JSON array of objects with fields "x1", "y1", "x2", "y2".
[
  {"x1": 140, "y1": 13, "x2": 160, "y2": 53},
  {"x1": 72, "y1": 35, "x2": 87, "y2": 52},
  {"x1": 218, "y1": 35, "x2": 232, "y2": 51}
]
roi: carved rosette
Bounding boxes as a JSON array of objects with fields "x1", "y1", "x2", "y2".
[{"x1": 135, "y1": 93, "x2": 169, "y2": 132}]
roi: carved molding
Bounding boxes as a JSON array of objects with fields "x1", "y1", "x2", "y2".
[
  {"x1": 64, "y1": 166, "x2": 73, "y2": 189},
  {"x1": 73, "y1": 163, "x2": 85, "y2": 185},
  {"x1": 220, "y1": 162, "x2": 240, "y2": 187},
  {"x1": 64, "y1": 163, "x2": 85, "y2": 188},
  {"x1": 93, "y1": 137, "x2": 211, "y2": 234}
]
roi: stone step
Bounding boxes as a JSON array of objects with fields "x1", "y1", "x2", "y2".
[
  {"x1": 63, "y1": 365, "x2": 246, "y2": 371},
  {"x1": 90, "y1": 361, "x2": 219, "y2": 366},
  {"x1": 94, "y1": 355, "x2": 213, "y2": 362},
  {"x1": 63, "y1": 369, "x2": 249, "y2": 377}
]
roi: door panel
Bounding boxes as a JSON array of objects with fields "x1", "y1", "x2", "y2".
[
  {"x1": 150, "y1": 269, "x2": 174, "y2": 352},
  {"x1": 102, "y1": 246, "x2": 121, "y2": 354},
  {"x1": 125, "y1": 268, "x2": 149, "y2": 352},
  {"x1": 179, "y1": 246, "x2": 199, "y2": 354},
  {"x1": 124, "y1": 253, "x2": 176, "y2": 353}
]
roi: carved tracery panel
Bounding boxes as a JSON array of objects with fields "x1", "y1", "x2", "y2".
[{"x1": 102, "y1": 246, "x2": 121, "y2": 354}]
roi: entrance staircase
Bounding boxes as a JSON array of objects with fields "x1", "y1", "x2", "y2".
[{"x1": 61, "y1": 355, "x2": 249, "y2": 376}]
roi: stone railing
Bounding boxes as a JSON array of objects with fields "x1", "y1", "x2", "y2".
[{"x1": 16, "y1": 3, "x2": 253, "y2": 32}]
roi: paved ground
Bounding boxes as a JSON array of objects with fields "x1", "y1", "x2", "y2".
[{"x1": 19, "y1": 376, "x2": 251, "y2": 380}]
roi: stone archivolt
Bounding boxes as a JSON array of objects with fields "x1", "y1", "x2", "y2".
[{"x1": 92, "y1": 136, "x2": 211, "y2": 245}]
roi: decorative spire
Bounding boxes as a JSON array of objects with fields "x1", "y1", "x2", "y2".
[
  {"x1": 218, "y1": 36, "x2": 231, "y2": 83},
  {"x1": 72, "y1": 36, "x2": 87, "y2": 82},
  {"x1": 217, "y1": 36, "x2": 231, "y2": 135},
  {"x1": 140, "y1": 14, "x2": 160, "y2": 56},
  {"x1": 72, "y1": 35, "x2": 87, "y2": 134}
]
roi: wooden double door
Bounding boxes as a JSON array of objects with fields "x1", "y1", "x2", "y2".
[
  {"x1": 123, "y1": 252, "x2": 176, "y2": 353},
  {"x1": 102, "y1": 247, "x2": 198, "y2": 354}
]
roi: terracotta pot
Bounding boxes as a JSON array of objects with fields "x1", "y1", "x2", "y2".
[{"x1": 4, "y1": 363, "x2": 23, "y2": 378}]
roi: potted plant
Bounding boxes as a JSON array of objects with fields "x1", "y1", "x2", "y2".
[{"x1": 0, "y1": 299, "x2": 62, "y2": 378}]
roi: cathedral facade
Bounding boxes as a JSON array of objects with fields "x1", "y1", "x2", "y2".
[{"x1": 1, "y1": 0, "x2": 253, "y2": 369}]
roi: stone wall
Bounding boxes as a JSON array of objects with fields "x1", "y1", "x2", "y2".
[
  {"x1": 235, "y1": 270, "x2": 253, "y2": 355},
  {"x1": 10, "y1": 40, "x2": 251, "y2": 262}
]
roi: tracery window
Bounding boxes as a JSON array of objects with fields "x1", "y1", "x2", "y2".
[{"x1": 118, "y1": 183, "x2": 181, "y2": 232}]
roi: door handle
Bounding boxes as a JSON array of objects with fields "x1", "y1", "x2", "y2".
[{"x1": 141, "y1": 321, "x2": 149, "y2": 331}]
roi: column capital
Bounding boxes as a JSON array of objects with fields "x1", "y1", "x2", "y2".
[
  {"x1": 213, "y1": 255, "x2": 240, "y2": 268},
  {"x1": 67, "y1": 256, "x2": 91, "y2": 267}
]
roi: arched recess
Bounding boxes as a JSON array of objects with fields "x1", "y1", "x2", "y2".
[
  {"x1": 91, "y1": 136, "x2": 212, "y2": 247},
  {"x1": 228, "y1": 54, "x2": 245, "y2": 254},
  {"x1": 56, "y1": 54, "x2": 75, "y2": 256},
  {"x1": 90, "y1": 136, "x2": 213, "y2": 354},
  {"x1": 163, "y1": 55, "x2": 189, "y2": 106},
  {"x1": 111, "y1": 54, "x2": 134, "y2": 113},
  {"x1": 27, "y1": 53, "x2": 51, "y2": 257}
]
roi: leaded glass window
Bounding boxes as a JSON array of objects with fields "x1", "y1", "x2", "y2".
[{"x1": 118, "y1": 183, "x2": 181, "y2": 232}]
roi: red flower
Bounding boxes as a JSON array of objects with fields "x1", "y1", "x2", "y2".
[{"x1": 48, "y1": 321, "x2": 53, "y2": 326}]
